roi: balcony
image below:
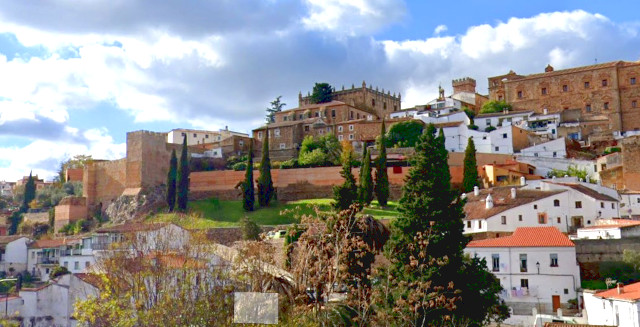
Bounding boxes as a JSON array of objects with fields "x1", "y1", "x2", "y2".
[
  {"x1": 62, "y1": 249, "x2": 83, "y2": 256},
  {"x1": 37, "y1": 257, "x2": 58, "y2": 265}
]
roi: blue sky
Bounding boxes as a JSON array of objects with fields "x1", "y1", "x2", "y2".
[{"x1": 0, "y1": 0, "x2": 639, "y2": 181}]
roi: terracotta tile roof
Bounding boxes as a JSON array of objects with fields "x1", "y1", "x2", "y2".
[
  {"x1": 74, "y1": 273, "x2": 106, "y2": 289},
  {"x1": 467, "y1": 227, "x2": 574, "y2": 248},
  {"x1": 550, "y1": 183, "x2": 619, "y2": 202},
  {"x1": 433, "y1": 121, "x2": 464, "y2": 128},
  {"x1": 594, "y1": 281, "x2": 640, "y2": 301},
  {"x1": 30, "y1": 238, "x2": 68, "y2": 249},
  {"x1": 96, "y1": 222, "x2": 170, "y2": 234},
  {"x1": 579, "y1": 219, "x2": 640, "y2": 230},
  {"x1": 463, "y1": 187, "x2": 566, "y2": 220},
  {"x1": 0, "y1": 235, "x2": 28, "y2": 244}
]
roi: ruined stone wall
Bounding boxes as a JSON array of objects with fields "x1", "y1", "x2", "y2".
[
  {"x1": 622, "y1": 136, "x2": 640, "y2": 191},
  {"x1": 126, "y1": 131, "x2": 174, "y2": 189},
  {"x1": 54, "y1": 197, "x2": 87, "y2": 233},
  {"x1": 84, "y1": 159, "x2": 126, "y2": 210}
]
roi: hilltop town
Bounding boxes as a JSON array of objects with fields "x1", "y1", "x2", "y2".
[{"x1": 2, "y1": 59, "x2": 640, "y2": 326}]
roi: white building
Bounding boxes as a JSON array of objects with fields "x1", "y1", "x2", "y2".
[
  {"x1": 92, "y1": 222, "x2": 190, "y2": 253},
  {"x1": 474, "y1": 110, "x2": 533, "y2": 131},
  {"x1": 522, "y1": 111, "x2": 560, "y2": 140},
  {"x1": 576, "y1": 219, "x2": 640, "y2": 240},
  {"x1": 0, "y1": 181, "x2": 14, "y2": 198},
  {"x1": 584, "y1": 282, "x2": 640, "y2": 327},
  {"x1": 0, "y1": 236, "x2": 30, "y2": 274},
  {"x1": 620, "y1": 191, "x2": 640, "y2": 218},
  {"x1": 465, "y1": 227, "x2": 581, "y2": 315},
  {"x1": 167, "y1": 128, "x2": 249, "y2": 146},
  {"x1": 519, "y1": 138, "x2": 568, "y2": 159},
  {"x1": 439, "y1": 122, "x2": 528, "y2": 154},
  {"x1": 415, "y1": 111, "x2": 470, "y2": 126},
  {"x1": 59, "y1": 237, "x2": 95, "y2": 275}
]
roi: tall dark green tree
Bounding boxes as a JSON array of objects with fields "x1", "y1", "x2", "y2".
[
  {"x1": 358, "y1": 148, "x2": 374, "y2": 205},
  {"x1": 386, "y1": 124, "x2": 508, "y2": 325},
  {"x1": 257, "y1": 128, "x2": 274, "y2": 207},
  {"x1": 166, "y1": 149, "x2": 178, "y2": 211},
  {"x1": 21, "y1": 171, "x2": 36, "y2": 212},
  {"x1": 332, "y1": 150, "x2": 358, "y2": 211},
  {"x1": 462, "y1": 137, "x2": 479, "y2": 193},
  {"x1": 310, "y1": 83, "x2": 333, "y2": 104},
  {"x1": 265, "y1": 96, "x2": 286, "y2": 123},
  {"x1": 374, "y1": 120, "x2": 389, "y2": 206},
  {"x1": 176, "y1": 137, "x2": 190, "y2": 211},
  {"x1": 242, "y1": 141, "x2": 255, "y2": 212}
]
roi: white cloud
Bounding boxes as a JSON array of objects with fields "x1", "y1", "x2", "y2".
[
  {"x1": 302, "y1": 0, "x2": 406, "y2": 36},
  {"x1": 434, "y1": 24, "x2": 447, "y2": 35}
]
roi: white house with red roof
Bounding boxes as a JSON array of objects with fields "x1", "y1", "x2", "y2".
[
  {"x1": 464, "y1": 227, "x2": 581, "y2": 315},
  {"x1": 576, "y1": 219, "x2": 640, "y2": 240},
  {"x1": 583, "y1": 281, "x2": 640, "y2": 327}
]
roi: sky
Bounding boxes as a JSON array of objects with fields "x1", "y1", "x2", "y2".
[{"x1": 1, "y1": 0, "x2": 640, "y2": 182}]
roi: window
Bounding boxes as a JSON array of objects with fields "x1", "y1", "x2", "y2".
[
  {"x1": 586, "y1": 104, "x2": 591, "y2": 112},
  {"x1": 534, "y1": 204, "x2": 538, "y2": 209},
  {"x1": 331, "y1": 109, "x2": 336, "y2": 117},
  {"x1": 394, "y1": 105, "x2": 397, "y2": 111},
  {"x1": 612, "y1": 203, "x2": 615, "y2": 209},
  {"x1": 538, "y1": 212, "x2": 547, "y2": 224},
  {"x1": 283, "y1": 116, "x2": 288, "y2": 121},
  {"x1": 315, "y1": 112, "x2": 319, "y2": 117},
  {"x1": 338, "y1": 135, "x2": 343, "y2": 141},
  {"x1": 466, "y1": 221, "x2": 471, "y2": 228},
  {"x1": 501, "y1": 216, "x2": 507, "y2": 225},
  {"x1": 541, "y1": 87, "x2": 547, "y2": 95},
  {"x1": 494, "y1": 146, "x2": 499, "y2": 152},
  {"x1": 633, "y1": 100, "x2": 638, "y2": 108},
  {"x1": 357, "y1": 113, "x2": 360, "y2": 119},
  {"x1": 486, "y1": 119, "x2": 491, "y2": 125},
  {"x1": 584, "y1": 81, "x2": 590, "y2": 88},
  {"x1": 349, "y1": 125, "x2": 354, "y2": 131},
  {"x1": 602, "y1": 79, "x2": 608, "y2": 87},
  {"x1": 274, "y1": 129, "x2": 280, "y2": 137},
  {"x1": 383, "y1": 102, "x2": 387, "y2": 110},
  {"x1": 350, "y1": 111, "x2": 354, "y2": 119},
  {"x1": 193, "y1": 133, "x2": 197, "y2": 138},
  {"x1": 519, "y1": 215, "x2": 523, "y2": 221},
  {"x1": 478, "y1": 220, "x2": 482, "y2": 229},
  {"x1": 338, "y1": 126, "x2": 343, "y2": 132},
  {"x1": 239, "y1": 140, "x2": 244, "y2": 146},
  {"x1": 563, "y1": 84, "x2": 568, "y2": 92},
  {"x1": 604, "y1": 102, "x2": 609, "y2": 110},
  {"x1": 575, "y1": 201, "x2": 582, "y2": 209},
  {"x1": 517, "y1": 91, "x2": 523, "y2": 99},
  {"x1": 502, "y1": 133, "x2": 507, "y2": 139},
  {"x1": 205, "y1": 134, "x2": 209, "y2": 139},
  {"x1": 74, "y1": 261, "x2": 80, "y2": 270},
  {"x1": 279, "y1": 143, "x2": 285, "y2": 149},
  {"x1": 554, "y1": 199, "x2": 560, "y2": 207},
  {"x1": 521, "y1": 279, "x2": 529, "y2": 288},
  {"x1": 632, "y1": 77, "x2": 636, "y2": 85},
  {"x1": 299, "y1": 114, "x2": 303, "y2": 120},
  {"x1": 64, "y1": 262, "x2": 69, "y2": 268},
  {"x1": 557, "y1": 217, "x2": 561, "y2": 224},
  {"x1": 520, "y1": 254, "x2": 527, "y2": 272},
  {"x1": 600, "y1": 202, "x2": 604, "y2": 209},
  {"x1": 181, "y1": 132, "x2": 186, "y2": 137},
  {"x1": 85, "y1": 261, "x2": 90, "y2": 268},
  {"x1": 349, "y1": 134, "x2": 354, "y2": 140},
  {"x1": 492, "y1": 254, "x2": 500, "y2": 272},
  {"x1": 553, "y1": 152, "x2": 557, "y2": 157},
  {"x1": 550, "y1": 253, "x2": 558, "y2": 267},
  {"x1": 564, "y1": 288, "x2": 569, "y2": 295},
  {"x1": 372, "y1": 99, "x2": 375, "y2": 107},
  {"x1": 304, "y1": 125, "x2": 310, "y2": 132}
]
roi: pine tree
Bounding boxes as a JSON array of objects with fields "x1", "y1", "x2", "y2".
[
  {"x1": 166, "y1": 149, "x2": 178, "y2": 211},
  {"x1": 21, "y1": 171, "x2": 36, "y2": 213},
  {"x1": 358, "y1": 148, "x2": 374, "y2": 205},
  {"x1": 386, "y1": 124, "x2": 508, "y2": 324},
  {"x1": 374, "y1": 120, "x2": 389, "y2": 206},
  {"x1": 332, "y1": 150, "x2": 357, "y2": 211},
  {"x1": 257, "y1": 127, "x2": 274, "y2": 207},
  {"x1": 462, "y1": 137, "x2": 479, "y2": 192},
  {"x1": 242, "y1": 141, "x2": 255, "y2": 212},
  {"x1": 176, "y1": 137, "x2": 190, "y2": 212}
]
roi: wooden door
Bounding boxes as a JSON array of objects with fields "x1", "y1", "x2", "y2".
[{"x1": 552, "y1": 295, "x2": 561, "y2": 312}]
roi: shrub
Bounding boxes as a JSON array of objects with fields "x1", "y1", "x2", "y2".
[
  {"x1": 232, "y1": 162, "x2": 247, "y2": 171},
  {"x1": 240, "y1": 217, "x2": 261, "y2": 240},
  {"x1": 49, "y1": 266, "x2": 70, "y2": 280},
  {"x1": 468, "y1": 124, "x2": 479, "y2": 130},
  {"x1": 485, "y1": 126, "x2": 497, "y2": 132},
  {"x1": 280, "y1": 159, "x2": 298, "y2": 169},
  {"x1": 298, "y1": 148, "x2": 328, "y2": 167}
]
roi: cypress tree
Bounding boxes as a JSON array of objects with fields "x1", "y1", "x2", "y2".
[
  {"x1": 176, "y1": 137, "x2": 190, "y2": 211},
  {"x1": 374, "y1": 120, "x2": 389, "y2": 206},
  {"x1": 358, "y1": 148, "x2": 374, "y2": 205},
  {"x1": 21, "y1": 171, "x2": 36, "y2": 213},
  {"x1": 387, "y1": 124, "x2": 507, "y2": 324},
  {"x1": 333, "y1": 150, "x2": 357, "y2": 211},
  {"x1": 166, "y1": 149, "x2": 178, "y2": 211},
  {"x1": 462, "y1": 137, "x2": 479, "y2": 193},
  {"x1": 242, "y1": 141, "x2": 255, "y2": 212},
  {"x1": 257, "y1": 127, "x2": 274, "y2": 207}
]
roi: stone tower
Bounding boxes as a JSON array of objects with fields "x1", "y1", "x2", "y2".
[{"x1": 452, "y1": 77, "x2": 477, "y2": 94}]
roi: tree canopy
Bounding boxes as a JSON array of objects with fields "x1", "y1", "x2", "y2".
[
  {"x1": 374, "y1": 120, "x2": 389, "y2": 206},
  {"x1": 385, "y1": 120, "x2": 424, "y2": 148},
  {"x1": 462, "y1": 137, "x2": 479, "y2": 192},
  {"x1": 480, "y1": 100, "x2": 512, "y2": 114},
  {"x1": 310, "y1": 83, "x2": 333, "y2": 104},
  {"x1": 298, "y1": 134, "x2": 341, "y2": 166},
  {"x1": 265, "y1": 96, "x2": 286, "y2": 123}
]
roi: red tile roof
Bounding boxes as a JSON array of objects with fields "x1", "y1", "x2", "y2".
[
  {"x1": 594, "y1": 281, "x2": 640, "y2": 301},
  {"x1": 96, "y1": 222, "x2": 170, "y2": 234},
  {"x1": 467, "y1": 227, "x2": 574, "y2": 248},
  {"x1": 580, "y1": 219, "x2": 640, "y2": 230},
  {"x1": 463, "y1": 187, "x2": 565, "y2": 220},
  {"x1": 550, "y1": 183, "x2": 619, "y2": 202}
]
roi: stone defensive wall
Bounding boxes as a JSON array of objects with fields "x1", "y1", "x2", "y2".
[{"x1": 574, "y1": 237, "x2": 640, "y2": 279}]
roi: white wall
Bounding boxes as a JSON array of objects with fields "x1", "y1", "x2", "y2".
[
  {"x1": 519, "y1": 138, "x2": 567, "y2": 158},
  {"x1": 620, "y1": 193, "x2": 640, "y2": 218},
  {"x1": 535, "y1": 181, "x2": 620, "y2": 222},
  {"x1": 60, "y1": 255, "x2": 95, "y2": 274},
  {"x1": 167, "y1": 129, "x2": 223, "y2": 145},
  {"x1": 577, "y1": 227, "x2": 623, "y2": 240},
  {"x1": 475, "y1": 112, "x2": 532, "y2": 131},
  {"x1": 464, "y1": 246, "x2": 581, "y2": 314},
  {"x1": 5, "y1": 238, "x2": 29, "y2": 265},
  {"x1": 442, "y1": 124, "x2": 514, "y2": 154},
  {"x1": 584, "y1": 291, "x2": 640, "y2": 327},
  {"x1": 516, "y1": 157, "x2": 598, "y2": 181}
]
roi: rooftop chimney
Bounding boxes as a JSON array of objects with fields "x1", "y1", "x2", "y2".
[
  {"x1": 486, "y1": 194, "x2": 494, "y2": 209},
  {"x1": 520, "y1": 176, "x2": 526, "y2": 186},
  {"x1": 618, "y1": 283, "x2": 624, "y2": 294},
  {"x1": 543, "y1": 108, "x2": 548, "y2": 115},
  {"x1": 511, "y1": 188, "x2": 517, "y2": 199},
  {"x1": 474, "y1": 186, "x2": 480, "y2": 196}
]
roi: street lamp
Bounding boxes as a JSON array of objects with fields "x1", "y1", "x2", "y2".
[{"x1": 536, "y1": 261, "x2": 540, "y2": 274}]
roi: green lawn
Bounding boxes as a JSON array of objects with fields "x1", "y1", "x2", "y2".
[{"x1": 148, "y1": 198, "x2": 399, "y2": 229}]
